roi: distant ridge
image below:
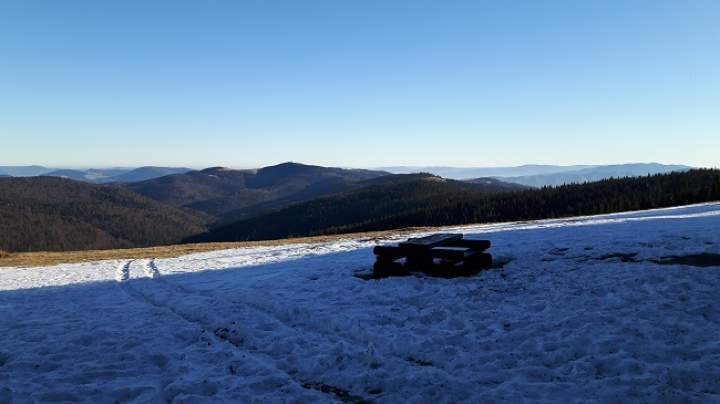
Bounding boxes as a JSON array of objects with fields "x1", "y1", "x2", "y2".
[
  {"x1": 498, "y1": 163, "x2": 691, "y2": 187},
  {"x1": 381, "y1": 163, "x2": 692, "y2": 186},
  {"x1": 43, "y1": 167, "x2": 191, "y2": 183},
  {"x1": 126, "y1": 162, "x2": 389, "y2": 222},
  {"x1": 0, "y1": 165, "x2": 53, "y2": 177},
  {"x1": 378, "y1": 164, "x2": 598, "y2": 179},
  {"x1": 99, "y1": 166, "x2": 192, "y2": 183},
  {"x1": 464, "y1": 177, "x2": 531, "y2": 189},
  {"x1": 45, "y1": 168, "x2": 131, "y2": 182}
]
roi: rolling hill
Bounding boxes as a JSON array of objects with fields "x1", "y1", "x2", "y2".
[
  {"x1": 186, "y1": 173, "x2": 529, "y2": 242},
  {"x1": 126, "y1": 162, "x2": 388, "y2": 221},
  {"x1": 188, "y1": 169, "x2": 720, "y2": 243},
  {"x1": 0, "y1": 177, "x2": 209, "y2": 252}
]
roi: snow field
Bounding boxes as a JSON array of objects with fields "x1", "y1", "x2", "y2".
[{"x1": 1, "y1": 203, "x2": 719, "y2": 402}]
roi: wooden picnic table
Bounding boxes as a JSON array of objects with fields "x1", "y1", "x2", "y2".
[{"x1": 373, "y1": 233, "x2": 492, "y2": 277}]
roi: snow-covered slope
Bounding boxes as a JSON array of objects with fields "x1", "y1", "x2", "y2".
[{"x1": 1, "y1": 203, "x2": 720, "y2": 402}]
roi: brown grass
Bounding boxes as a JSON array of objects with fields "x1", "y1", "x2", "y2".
[{"x1": 0, "y1": 228, "x2": 428, "y2": 268}]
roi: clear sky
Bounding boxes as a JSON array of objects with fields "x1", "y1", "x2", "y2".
[{"x1": 1, "y1": 1, "x2": 718, "y2": 169}]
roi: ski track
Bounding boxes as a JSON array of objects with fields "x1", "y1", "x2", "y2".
[
  {"x1": 120, "y1": 259, "x2": 364, "y2": 403},
  {"x1": 2, "y1": 202, "x2": 720, "y2": 402},
  {"x1": 115, "y1": 259, "x2": 133, "y2": 282},
  {"x1": 144, "y1": 259, "x2": 160, "y2": 279},
  {"x1": 117, "y1": 259, "x2": 334, "y2": 402}
]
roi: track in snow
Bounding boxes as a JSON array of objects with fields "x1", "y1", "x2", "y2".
[
  {"x1": 115, "y1": 259, "x2": 367, "y2": 403},
  {"x1": 115, "y1": 260, "x2": 133, "y2": 282}
]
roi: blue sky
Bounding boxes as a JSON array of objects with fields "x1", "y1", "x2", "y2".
[{"x1": 1, "y1": 0, "x2": 718, "y2": 168}]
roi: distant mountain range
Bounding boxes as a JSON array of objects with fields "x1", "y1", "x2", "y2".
[
  {"x1": 378, "y1": 164, "x2": 599, "y2": 179},
  {"x1": 44, "y1": 168, "x2": 134, "y2": 182},
  {"x1": 1, "y1": 162, "x2": 693, "y2": 187},
  {"x1": 0, "y1": 166, "x2": 192, "y2": 183},
  {"x1": 45, "y1": 167, "x2": 193, "y2": 183},
  {"x1": 106, "y1": 167, "x2": 193, "y2": 183},
  {"x1": 495, "y1": 163, "x2": 692, "y2": 187},
  {"x1": 382, "y1": 163, "x2": 691, "y2": 186},
  {"x1": 0, "y1": 165, "x2": 54, "y2": 177}
]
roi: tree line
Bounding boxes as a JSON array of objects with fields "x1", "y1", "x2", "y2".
[{"x1": 190, "y1": 169, "x2": 720, "y2": 242}]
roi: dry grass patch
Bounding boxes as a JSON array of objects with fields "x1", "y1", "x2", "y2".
[{"x1": 0, "y1": 228, "x2": 427, "y2": 268}]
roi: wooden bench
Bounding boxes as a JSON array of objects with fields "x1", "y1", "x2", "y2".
[{"x1": 373, "y1": 233, "x2": 492, "y2": 277}]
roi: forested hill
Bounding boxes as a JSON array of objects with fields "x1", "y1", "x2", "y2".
[
  {"x1": 188, "y1": 169, "x2": 720, "y2": 243},
  {"x1": 0, "y1": 177, "x2": 210, "y2": 252},
  {"x1": 126, "y1": 162, "x2": 388, "y2": 221},
  {"x1": 185, "y1": 173, "x2": 536, "y2": 242}
]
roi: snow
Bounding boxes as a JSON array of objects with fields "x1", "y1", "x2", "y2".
[{"x1": 2, "y1": 203, "x2": 720, "y2": 402}]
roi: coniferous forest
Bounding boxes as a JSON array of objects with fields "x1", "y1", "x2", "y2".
[
  {"x1": 189, "y1": 169, "x2": 720, "y2": 243},
  {"x1": 0, "y1": 177, "x2": 209, "y2": 252},
  {"x1": 1, "y1": 169, "x2": 719, "y2": 252}
]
